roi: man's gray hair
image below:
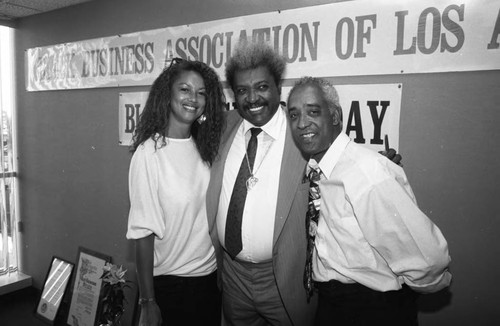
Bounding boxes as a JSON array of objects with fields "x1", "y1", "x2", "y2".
[{"x1": 288, "y1": 76, "x2": 343, "y2": 122}]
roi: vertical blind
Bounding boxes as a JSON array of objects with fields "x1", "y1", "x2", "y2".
[{"x1": 0, "y1": 26, "x2": 18, "y2": 277}]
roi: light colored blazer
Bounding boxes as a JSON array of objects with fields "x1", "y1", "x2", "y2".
[{"x1": 206, "y1": 109, "x2": 317, "y2": 326}]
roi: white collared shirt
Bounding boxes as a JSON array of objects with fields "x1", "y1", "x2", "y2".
[
  {"x1": 217, "y1": 107, "x2": 287, "y2": 262},
  {"x1": 313, "y1": 133, "x2": 452, "y2": 293}
]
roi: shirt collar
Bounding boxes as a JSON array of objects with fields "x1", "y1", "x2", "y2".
[
  {"x1": 242, "y1": 105, "x2": 285, "y2": 140},
  {"x1": 306, "y1": 158, "x2": 320, "y2": 179},
  {"x1": 317, "y1": 132, "x2": 350, "y2": 178}
]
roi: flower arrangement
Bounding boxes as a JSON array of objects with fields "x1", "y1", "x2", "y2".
[{"x1": 99, "y1": 263, "x2": 131, "y2": 326}]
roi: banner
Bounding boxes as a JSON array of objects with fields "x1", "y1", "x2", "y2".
[
  {"x1": 119, "y1": 84, "x2": 402, "y2": 152},
  {"x1": 26, "y1": 0, "x2": 500, "y2": 91},
  {"x1": 118, "y1": 92, "x2": 149, "y2": 146}
]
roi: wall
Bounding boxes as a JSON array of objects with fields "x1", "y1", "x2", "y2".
[{"x1": 14, "y1": 0, "x2": 500, "y2": 325}]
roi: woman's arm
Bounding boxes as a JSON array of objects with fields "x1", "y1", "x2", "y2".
[{"x1": 135, "y1": 234, "x2": 162, "y2": 326}]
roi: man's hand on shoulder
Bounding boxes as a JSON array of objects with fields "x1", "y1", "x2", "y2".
[{"x1": 379, "y1": 148, "x2": 403, "y2": 166}]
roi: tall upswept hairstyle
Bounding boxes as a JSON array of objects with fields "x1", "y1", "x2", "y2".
[
  {"x1": 225, "y1": 41, "x2": 287, "y2": 92},
  {"x1": 131, "y1": 59, "x2": 226, "y2": 165}
]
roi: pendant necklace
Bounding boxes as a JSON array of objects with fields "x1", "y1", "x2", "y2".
[{"x1": 245, "y1": 138, "x2": 273, "y2": 191}]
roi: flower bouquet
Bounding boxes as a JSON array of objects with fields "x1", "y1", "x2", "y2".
[{"x1": 99, "y1": 263, "x2": 131, "y2": 326}]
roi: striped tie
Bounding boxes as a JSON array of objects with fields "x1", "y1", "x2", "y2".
[{"x1": 304, "y1": 164, "x2": 322, "y2": 302}]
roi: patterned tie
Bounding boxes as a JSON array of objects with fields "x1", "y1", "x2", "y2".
[
  {"x1": 304, "y1": 164, "x2": 322, "y2": 302},
  {"x1": 225, "y1": 128, "x2": 262, "y2": 259}
]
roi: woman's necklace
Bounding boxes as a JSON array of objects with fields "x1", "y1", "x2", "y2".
[{"x1": 244, "y1": 138, "x2": 274, "y2": 191}]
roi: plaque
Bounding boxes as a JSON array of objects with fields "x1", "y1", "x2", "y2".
[{"x1": 67, "y1": 247, "x2": 111, "y2": 326}]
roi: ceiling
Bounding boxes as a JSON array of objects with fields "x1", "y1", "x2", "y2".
[{"x1": 0, "y1": 0, "x2": 94, "y2": 21}]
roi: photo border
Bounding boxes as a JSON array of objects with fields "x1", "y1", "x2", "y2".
[{"x1": 35, "y1": 256, "x2": 75, "y2": 325}]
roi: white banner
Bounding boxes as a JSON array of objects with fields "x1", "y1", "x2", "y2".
[
  {"x1": 26, "y1": 0, "x2": 500, "y2": 91},
  {"x1": 119, "y1": 84, "x2": 402, "y2": 152}
]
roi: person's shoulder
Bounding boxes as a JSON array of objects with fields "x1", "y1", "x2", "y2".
[
  {"x1": 134, "y1": 137, "x2": 163, "y2": 156},
  {"x1": 349, "y1": 141, "x2": 380, "y2": 158},
  {"x1": 220, "y1": 110, "x2": 243, "y2": 142},
  {"x1": 343, "y1": 141, "x2": 387, "y2": 170},
  {"x1": 344, "y1": 141, "x2": 405, "y2": 182},
  {"x1": 225, "y1": 109, "x2": 241, "y2": 125}
]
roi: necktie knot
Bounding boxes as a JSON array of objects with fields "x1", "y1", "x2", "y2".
[
  {"x1": 250, "y1": 127, "x2": 262, "y2": 138},
  {"x1": 308, "y1": 167, "x2": 321, "y2": 183}
]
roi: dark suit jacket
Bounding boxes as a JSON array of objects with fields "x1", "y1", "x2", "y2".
[{"x1": 206, "y1": 109, "x2": 317, "y2": 326}]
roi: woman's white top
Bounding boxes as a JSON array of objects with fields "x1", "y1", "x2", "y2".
[{"x1": 127, "y1": 137, "x2": 216, "y2": 277}]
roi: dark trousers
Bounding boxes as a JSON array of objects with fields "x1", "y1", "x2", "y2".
[
  {"x1": 221, "y1": 251, "x2": 292, "y2": 326},
  {"x1": 153, "y1": 271, "x2": 221, "y2": 326},
  {"x1": 315, "y1": 280, "x2": 419, "y2": 326}
]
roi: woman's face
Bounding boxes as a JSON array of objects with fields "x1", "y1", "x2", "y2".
[{"x1": 168, "y1": 70, "x2": 206, "y2": 133}]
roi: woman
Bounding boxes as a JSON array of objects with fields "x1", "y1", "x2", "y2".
[{"x1": 126, "y1": 59, "x2": 225, "y2": 326}]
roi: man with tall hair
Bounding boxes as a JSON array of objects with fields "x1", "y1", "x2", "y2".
[
  {"x1": 206, "y1": 41, "x2": 402, "y2": 325},
  {"x1": 206, "y1": 41, "x2": 316, "y2": 325},
  {"x1": 286, "y1": 76, "x2": 452, "y2": 325}
]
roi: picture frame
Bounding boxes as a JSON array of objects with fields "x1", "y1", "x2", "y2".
[
  {"x1": 67, "y1": 247, "x2": 111, "y2": 326},
  {"x1": 35, "y1": 256, "x2": 75, "y2": 325}
]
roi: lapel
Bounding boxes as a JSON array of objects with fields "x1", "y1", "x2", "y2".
[
  {"x1": 273, "y1": 123, "x2": 307, "y2": 245},
  {"x1": 206, "y1": 111, "x2": 243, "y2": 230},
  {"x1": 207, "y1": 111, "x2": 306, "y2": 247}
]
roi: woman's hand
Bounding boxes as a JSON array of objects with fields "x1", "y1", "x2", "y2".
[{"x1": 138, "y1": 300, "x2": 162, "y2": 326}]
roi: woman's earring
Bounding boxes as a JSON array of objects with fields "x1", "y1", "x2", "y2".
[{"x1": 197, "y1": 114, "x2": 207, "y2": 124}]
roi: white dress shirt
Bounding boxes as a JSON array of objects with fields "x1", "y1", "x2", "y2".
[
  {"x1": 217, "y1": 107, "x2": 287, "y2": 263},
  {"x1": 313, "y1": 133, "x2": 452, "y2": 293}
]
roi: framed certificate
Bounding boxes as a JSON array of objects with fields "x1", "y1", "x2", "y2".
[
  {"x1": 67, "y1": 247, "x2": 111, "y2": 326},
  {"x1": 35, "y1": 256, "x2": 75, "y2": 324}
]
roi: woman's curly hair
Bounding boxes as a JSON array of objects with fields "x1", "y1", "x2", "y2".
[{"x1": 131, "y1": 59, "x2": 226, "y2": 166}]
